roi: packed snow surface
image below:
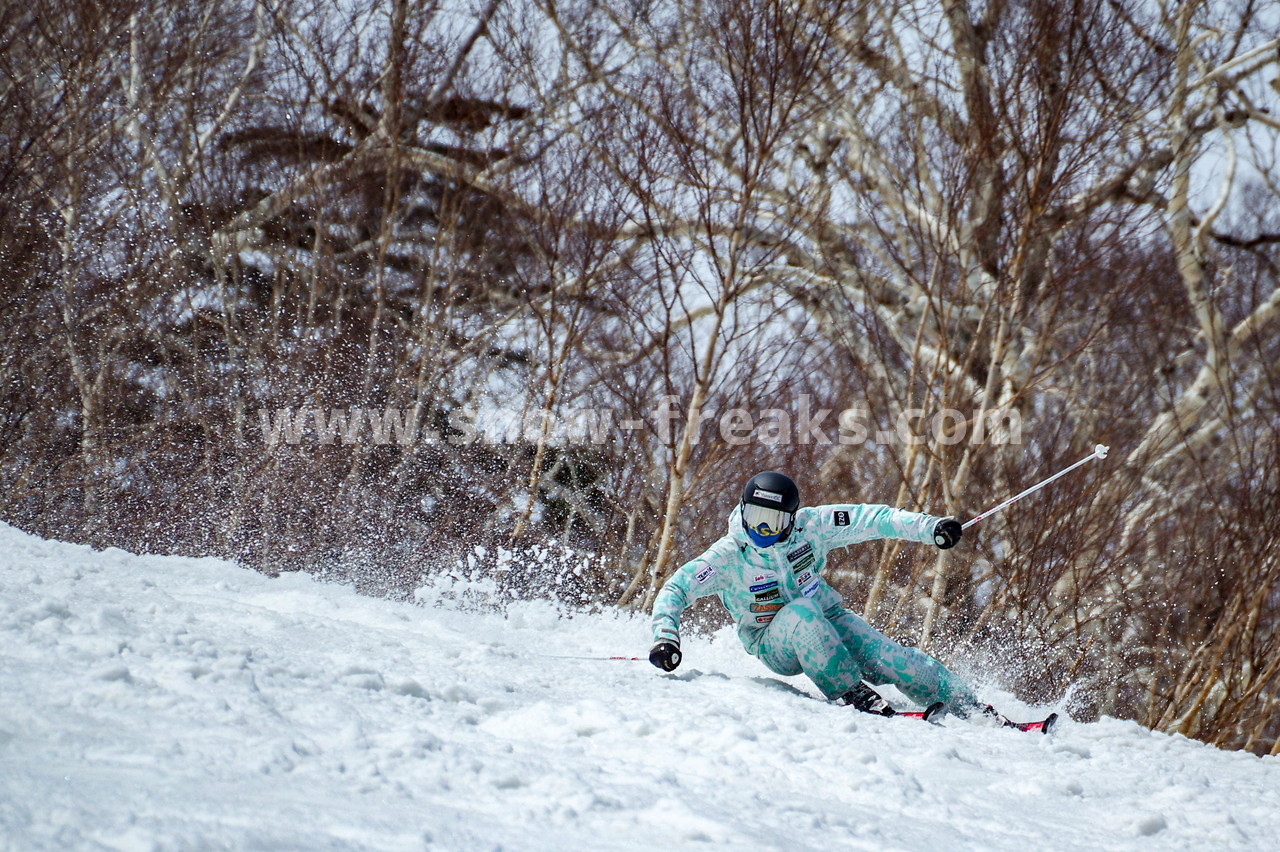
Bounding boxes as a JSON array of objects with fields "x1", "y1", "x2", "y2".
[{"x1": 2, "y1": 524, "x2": 1278, "y2": 851}]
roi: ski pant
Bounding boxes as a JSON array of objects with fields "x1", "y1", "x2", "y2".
[{"x1": 752, "y1": 597, "x2": 977, "y2": 710}]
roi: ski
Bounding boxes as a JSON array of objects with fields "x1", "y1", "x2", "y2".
[
  {"x1": 908, "y1": 703, "x2": 1059, "y2": 734},
  {"x1": 982, "y1": 707, "x2": 1059, "y2": 734},
  {"x1": 895, "y1": 701, "x2": 947, "y2": 723},
  {"x1": 1006, "y1": 713, "x2": 1058, "y2": 734}
]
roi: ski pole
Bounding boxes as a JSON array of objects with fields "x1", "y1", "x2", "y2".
[
  {"x1": 962, "y1": 443, "x2": 1110, "y2": 531},
  {"x1": 544, "y1": 654, "x2": 646, "y2": 662}
]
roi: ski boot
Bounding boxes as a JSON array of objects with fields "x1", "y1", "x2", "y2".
[{"x1": 841, "y1": 682, "x2": 896, "y2": 717}]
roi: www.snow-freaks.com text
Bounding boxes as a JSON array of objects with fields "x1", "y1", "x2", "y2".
[{"x1": 256, "y1": 396, "x2": 1021, "y2": 449}]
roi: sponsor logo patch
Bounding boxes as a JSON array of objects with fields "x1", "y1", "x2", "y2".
[
  {"x1": 796, "y1": 571, "x2": 812, "y2": 585},
  {"x1": 791, "y1": 554, "x2": 815, "y2": 574},
  {"x1": 695, "y1": 565, "x2": 716, "y2": 584},
  {"x1": 749, "y1": 581, "x2": 778, "y2": 593},
  {"x1": 801, "y1": 580, "x2": 820, "y2": 597},
  {"x1": 754, "y1": 588, "x2": 780, "y2": 602},
  {"x1": 750, "y1": 602, "x2": 784, "y2": 613},
  {"x1": 752, "y1": 488, "x2": 783, "y2": 502},
  {"x1": 786, "y1": 543, "x2": 813, "y2": 562},
  {"x1": 755, "y1": 615, "x2": 775, "y2": 623},
  {"x1": 834, "y1": 510, "x2": 850, "y2": 526}
]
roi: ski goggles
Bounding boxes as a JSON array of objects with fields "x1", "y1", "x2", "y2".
[{"x1": 742, "y1": 503, "x2": 792, "y2": 538}]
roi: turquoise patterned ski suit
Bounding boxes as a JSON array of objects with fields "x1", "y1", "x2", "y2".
[{"x1": 651, "y1": 503, "x2": 978, "y2": 711}]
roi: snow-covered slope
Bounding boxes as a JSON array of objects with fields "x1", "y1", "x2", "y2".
[{"x1": 2, "y1": 524, "x2": 1277, "y2": 851}]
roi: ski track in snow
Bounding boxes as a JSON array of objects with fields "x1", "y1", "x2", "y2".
[{"x1": 1, "y1": 523, "x2": 1278, "y2": 851}]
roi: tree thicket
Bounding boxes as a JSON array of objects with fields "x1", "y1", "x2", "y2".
[{"x1": 3, "y1": 0, "x2": 1279, "y2": 752}]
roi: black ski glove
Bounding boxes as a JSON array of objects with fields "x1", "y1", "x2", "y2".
[
  {"x1": 649, "y1": 642, "x2": 682, "y2": 672},
  {"x1": 933, "y1": 517, "x2": 963, "y2": 549}
]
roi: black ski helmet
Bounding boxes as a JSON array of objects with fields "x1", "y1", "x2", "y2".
[
  {"x1": 741, "y1": 471, "x2": 799, "y2": 546},
  {"x1": 742, "y1": 471, "x2": 800, "y2": 512}
]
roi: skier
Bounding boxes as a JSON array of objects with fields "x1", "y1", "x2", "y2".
[{"x1": 648, "y1": 470, "x2": 984, "y2": 718}]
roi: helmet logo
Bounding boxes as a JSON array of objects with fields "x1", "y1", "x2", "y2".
[{"x1": 752, "y1": 488, "x2": 783, "y2": 502}]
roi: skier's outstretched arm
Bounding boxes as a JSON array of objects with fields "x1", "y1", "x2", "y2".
[
  {"x1": 808, "y1": 504, "x2": 961, "y2": 550},
  {"x1": 649, "y1": 542, "x2": 731, "y2": 671}
]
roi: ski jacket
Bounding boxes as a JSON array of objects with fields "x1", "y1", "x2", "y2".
[{"x1": 651, "y1": 504, "x2": 940, "y2": 655}]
